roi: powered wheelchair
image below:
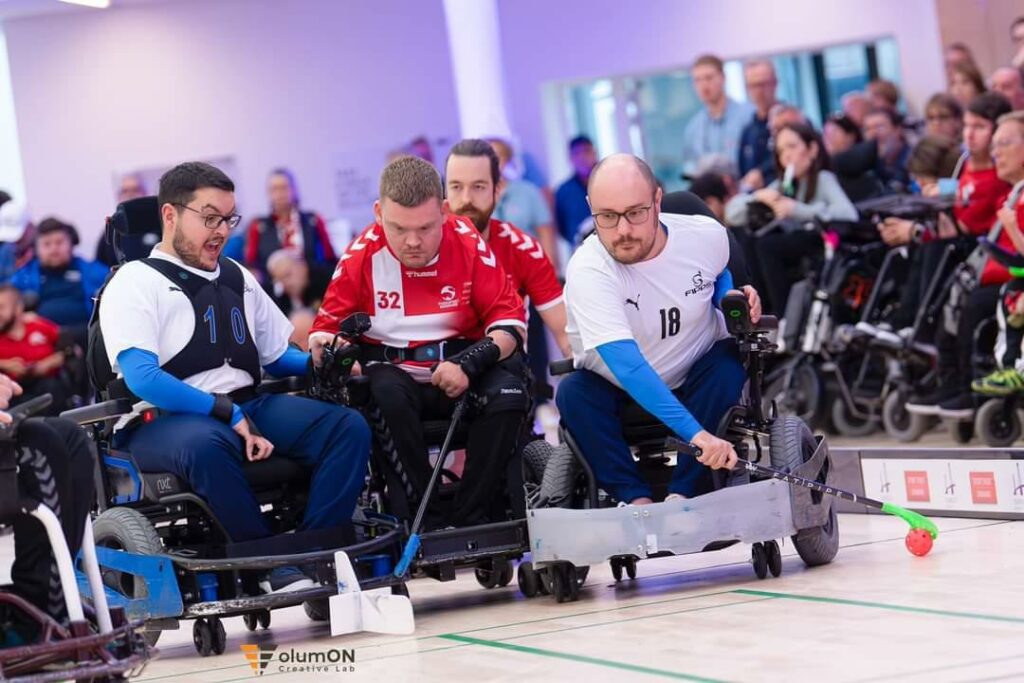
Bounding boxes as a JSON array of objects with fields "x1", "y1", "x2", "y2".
[
  {"x1": 524, "y1": 293, "x2": 840, "y2": 603},
  {"x1": 59, "y1": 197, "x2": 407, "y2": 656}
]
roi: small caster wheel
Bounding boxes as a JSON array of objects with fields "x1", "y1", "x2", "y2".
[
  {"x1": 257, "y1": 609, "x2": 271, "y2": 630},
  {"x1": 551, "y1": 562, "x2": 579, "y2": 603},
  {"x1": 391, "y1": 582, "x2": 410, "y2": 597},
  {"x1": 610, "y1": 558, "x2": 623, "y2": 582},
  {"x1": 498, "y1": 559, "x2": 514, "y2": 587},
  {"x1": 751, "y1": 542, "x2": 768, "y2": 580},
  {"x1": 193, "y1": 618, "x2": 214, "y2": 657},
  {"x1": 976, "y1": 399, "x2": 1022, "y2": 447},
  {"x1": 574, "y1": 564, "x2": 590, "y2": 588},
  {"x1": 475, "y1": 558, "x2": 513, "y2": 589},
  {"x1": 624, "y1": 557, "x2": 637, "y2": 580},
  {"x1": 303, "y1": 599, "x2": 330, "y2": 622},
  {"x1": 517, "y1": 561, "x2": 540, "y2": 598},
  {"x1": 243, "y1": 612, "x2": 258, "y2": 632},
  {"x1": 947, "y1": 418, "x2": 974, "y2": 444},
  {"x1": 210, "y1": 617, "x2": 226, "y2": 655},
  {"x1": 764, "y1": 540, "x2": 782, "y2": 577},
  {"x1": 537, "y1": 567, "x2": 552, "y2": 596}
]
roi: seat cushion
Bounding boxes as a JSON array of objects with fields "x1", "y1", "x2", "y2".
[{"x1": 137, "y1": 457, "x2": 310, "y2": 502}]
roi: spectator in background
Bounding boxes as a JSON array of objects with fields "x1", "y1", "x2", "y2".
[
  {"x1": 0, "y1": 198, "x2": 33, "y2": 282},
  {"x1": 767, "y1": 103, "x2": 805, "y2": 137},
  {"x1": 737, "y1": 60, "x2": 779, "y2": 192},
  {"x1": 0, "y1": 285, "x2": 67, "y2": 413},
  {"x1": 408, "y1": 136, "x2": 435, "y2": 165},
  {"x1": 823, "y1": 114, "x2": 863, "y2": 157},
  {"x1": 1011, "y1": 16, "x2": 1024, "y2": 69},
  {"x1": 841, "y1": 92, "x2": 871, "y2": 128},
  {"x1": 554, "y1": 135, "x2": 598, "y2": 247},
  {"x1": 863, "y1": 107, "x2": 912, "y2": 192},
  {"x1": 867, "y1": 79, "x2": 901, "y2": 113},
  {"x1": 488, "y1": 137, "x2": 559, "y2": 271},
  {"x1": 945, "y1": 42, "x2": 979, "y2": 81},
  {"x1": 949, "y1": 61, "x2": 987, "y2": 108},
  {"x1": 266, "y1": 249, "x2": 329, "y2": 351},
  {"x1": 242, "y1": 168, "x2": 337, "y2": 287},
  {"x1": 923, "y1": 93, "x2": 963, "y2": 142},
  {"x1": 95, "y1": 173, "x2": 158, "y2": 267},
  {"x1": 688, "y1": 172, "x2": 733, "y2": 223},
  {"x1": 989, "y1": 67, "x2": 1024, "y2": 111},
  {"x1": 11, "y1": 218, "x2": 107, "y2": 338},
  {"x1": 681, "y1": 54, "x2": 754, "y2": 177}
]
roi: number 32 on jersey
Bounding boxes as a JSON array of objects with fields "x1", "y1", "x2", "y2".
[{"x1": 376, "y1": 291, "x2": 402, "y2": 310}]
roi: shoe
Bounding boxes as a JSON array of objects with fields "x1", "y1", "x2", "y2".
[
  {"x1": 259, "y1": 566, "x2": 316, "y2": 594},
  {"x1": 937, "y1": 393, "x2": 976, "y2": 420},
  {"x1": 905, "y1": 385, "x2": 960, "y2": 415},
  {"x1": 972, "y1": 368, "x2": 1024, "y2": 397}
]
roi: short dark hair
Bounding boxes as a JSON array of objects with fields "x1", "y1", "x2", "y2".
[
  {"x1": 868, "y1": 79, "x2": 901, "y2": 108},
  {"x1": 865, "y1": 107, "x2": 901, "y2": 127},
  {"x1": 379, "y1": 155, "x2": 443, "y2": 208},
  {"x1": 907, "y1": 135, "x2": 962, "y2": 179},
  {"x1": 446, "y1": 138, "x2": 501, "y2": 188},
  {"x1": 568, "y1": 135, "x2": 593, "y2": 152},
  {"x1": 950, "y1": 61, "x2": 987, "y2": 97},
  {"x1": 925, "y1": 92, "x2": 963, "y2": 121},
  {"x1": 35, "y1": 217, "x2": 79, "y2": 246},
  {"x1": 825, "y1": 113, "x2": 863, "y2": 143},
  {"x1": 693, "y1": 54, "x2": 724, "y2": 73},
  {"x1": 688, "y1": 173, "x2": 728, "y2": 202},
  {"x1": 967, "y1": 91, "x2": 1012, "y2": 125},
  {"x1": 157, "y1": 162, "x2": 235, "y2": 210}
]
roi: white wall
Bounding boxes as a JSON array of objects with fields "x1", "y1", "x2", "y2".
[
  {"x1": 3, "y1": 0, "x2": 458, "y2": 245},
  {"x1": 0, "y1": 27, "x2": 25, "y2": 202},
  {"x1": 497, "y1": 0, "x2": 948, "y2": 182}
]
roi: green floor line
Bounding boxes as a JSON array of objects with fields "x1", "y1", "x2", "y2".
[
  {"x1": 439, "y1": 633, "x2": 729, "y2": 682},
  {"x1": 733, "y1": 589, "x2": 1024, "y2": 624}
]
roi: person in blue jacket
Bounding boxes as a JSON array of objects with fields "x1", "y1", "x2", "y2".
[
  {"x1": 557, "y1": 153, "x2": 761, "y2": 504},
  {"x1": 11, "y1": 218, "x2": 108, "y2": 329}
]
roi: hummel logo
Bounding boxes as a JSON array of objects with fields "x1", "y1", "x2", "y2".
[{"x1": 625, "y1": 293, "x2": 640, "y2": 311}]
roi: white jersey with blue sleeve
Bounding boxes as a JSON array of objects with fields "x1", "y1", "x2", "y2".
[{"x1": 564, "y1": 212, "x2": 730, "y2": 389}]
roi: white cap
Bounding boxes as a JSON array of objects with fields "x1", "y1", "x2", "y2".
[{"x1": 0, "y1": 201, "x2": 29, "y2": 243}]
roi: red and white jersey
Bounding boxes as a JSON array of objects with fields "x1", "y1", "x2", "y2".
[
  {"x1": 955, "y1": 162, "x2": 1011, "y2": 236},
  {"x1": 485, "y1": 218, "x2": 563, "y2": 311},
  {"x1": 311, "y1": 215, "x2": 526, "y2": 379}
]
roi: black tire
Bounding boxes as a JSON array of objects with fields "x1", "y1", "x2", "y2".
[
  {"x1": 193, "y1": 619, "x2": 213, "y2": 657},
  {"x1": 257, "y1": 609, "x2": 271, "y2": 629},
  {"x1": 765, "y1": 540, "x2": 782, "y2": 577},
  {"x1": 764, "y1": 363, "x2": 822, "y2": 427},
  {"x1": 474, "y1": 558, "x2": 513, "y2": 589},
  {"x1": 93, "y1": 507, "x2": 164, "y2": 647},
  {"x1": 610, "y1": 558, "x2": 623, "y2": 582},
  {"x1": 517, "y1": 561, "x2": 540, "y2": 598},
  {"x1": 829, "y1": 395, "x2": 877, "y2": 437},
  {"x1": 522, "y1": 440, "x2": 552, "y2": 485},
  {"x1": 550, "y1": 562, "x2": 579, "y2": 604},
  {"x1": 751, "y1": 543, "x2": 768, "y2": 579},
  {"x1": 210, "y1": 617, "x2": 226, "y2": 655},
  {"x1": 770, "y1": 416, "x2": 839, "y2": 567},
  {"x1": 537, "y1": 444, "x2": 579, "y2": 508},
  {"x1": 303, "y1": 599, "x2": 330, "y2": 622},
  {"x1": 976, "y1": 399, "x2": 1022, "y2": 447},
  {"x1": 243, "y1": 613, "x2": 258, "y2": 631},
  {"x1": 882, "y1": 391, "x2": 930, "y2": 443},
  {"x1": 947, "y1": 418, "x2": 974, "y2": 444},
  {"x1": 623, "y1": 558, "x2": 636, "y2": 580}
]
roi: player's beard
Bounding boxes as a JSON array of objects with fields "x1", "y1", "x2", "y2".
[
  {"x1": 173, "y1": 229, "x2": 222, "y2": 272},
  {"x1": 610, "y1": 232, "x2": 655, "y2": 264},
  {"x1": 453, "y1": 201, "x2": 493, "y2": 235}
]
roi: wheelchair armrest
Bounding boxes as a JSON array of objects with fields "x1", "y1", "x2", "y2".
[
  {"x1": 60, "y1": 399, "x2": 132, "y2": 425},
  {"x1": 258, "y1": 376, "x2": 308, "y2": 395},
  {"x1": 756, "y1": 315, "x2": 779, "y2": 331},
  {"x1": 549, "y1": 358, "x2": 576, "y2": 376}
]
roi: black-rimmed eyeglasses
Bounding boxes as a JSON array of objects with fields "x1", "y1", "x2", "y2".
[
  {"x1": 174, "y1": 203, "x2": 242, "y2": 230},
  {"x1": 591, "y1": 204, "x2": 654, "y2": 230}
]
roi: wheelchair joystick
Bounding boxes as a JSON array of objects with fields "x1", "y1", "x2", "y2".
[{"x1": 311, "y1": 313, "x2": 372, "y2": 405}]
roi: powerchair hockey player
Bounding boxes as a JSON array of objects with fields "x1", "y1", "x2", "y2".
[
  {"x1": 309, "y1": 155, "x2": 545, "y2": 593},
  {"x1": 62, "y1": 164, "x2": 409, "y2": 656},
  {"x1": 523, "y1": 155, "x2": 839, "y2": 602}
]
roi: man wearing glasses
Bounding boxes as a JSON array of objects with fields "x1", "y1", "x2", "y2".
[
  {"x1": 98, "y1": 162, "x2": 370, "y2": 594},
  {"x1": 556, "y1": 154, "x2": 761, "y2": 505}
]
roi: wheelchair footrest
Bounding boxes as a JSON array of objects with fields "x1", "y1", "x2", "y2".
[
  {"x1": 527, "y1": 480, "x2": 797, "y2": 567},
  {"x1": 416, "y1": 519, "x2": 529, "y2": 567}
]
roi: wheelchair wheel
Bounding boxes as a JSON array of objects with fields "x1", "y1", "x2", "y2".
[
  {"x1": 517, "y1": 561, "x2": 541, "y2": 598},
  {"x1": 769, "y1": 417, "x2": 839, "y2": 567},
  {"x1": 536, "y1": 444, "x2": 579, "y2": 508},
  {"x1": 549, "y1": 561, "x2": 581, "y2": 603},
  {"x1": 882, "y1": 390, "x2": 930, "y2": 443},
  {"x1": 303, "y1": 599, "x2": 330, "y2": 623},
  {"x1": 93, "y1": 507, "x2": 164, "y2": 646},
  {"x1": 829, "y1": 395, "x2": 877, "y2": 437},
  {"x1": 976, "y1": 399, "x2": 1022, "y2": 447},
  {"x1": 475, "y1": 558, "x2": 514, "y2": 589},
  {"x1": 764, "y1": 364, "x2": 822, "y2": 427},
  {"x1": 522, "y1": 439, "x2": 552, "y2": 485}
]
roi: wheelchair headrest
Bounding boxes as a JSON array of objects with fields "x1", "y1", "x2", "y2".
[
  {"x1": 105, "y1": 196, "x2": 162, "y2": 264},
  {"x1": 660, "y1": 191, "x2": 717, "y2": 220}
]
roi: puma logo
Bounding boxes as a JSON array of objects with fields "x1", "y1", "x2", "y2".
[{"x1": 625, "y1": 293, "x2": 640, "y2": 311}]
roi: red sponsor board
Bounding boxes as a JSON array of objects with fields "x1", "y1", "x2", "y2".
[
  {"x1": 970, "y1": 472, "x2": 998, "y2": 505},
  {"x1": 904, "y1": 470, "x2": 931, "y2": 503}
]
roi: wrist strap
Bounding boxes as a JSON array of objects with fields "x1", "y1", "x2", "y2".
[{"x1": 210, "y1": 394, "x2": 235, "y2": 424}]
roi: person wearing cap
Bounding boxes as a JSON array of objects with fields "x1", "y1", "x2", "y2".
[
  {"x1": 0, "y1": 199, "x2": 34, "y2": 282},
  {"x1": 10, "y1": 218, "x2": 108, "y2": 334}
]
